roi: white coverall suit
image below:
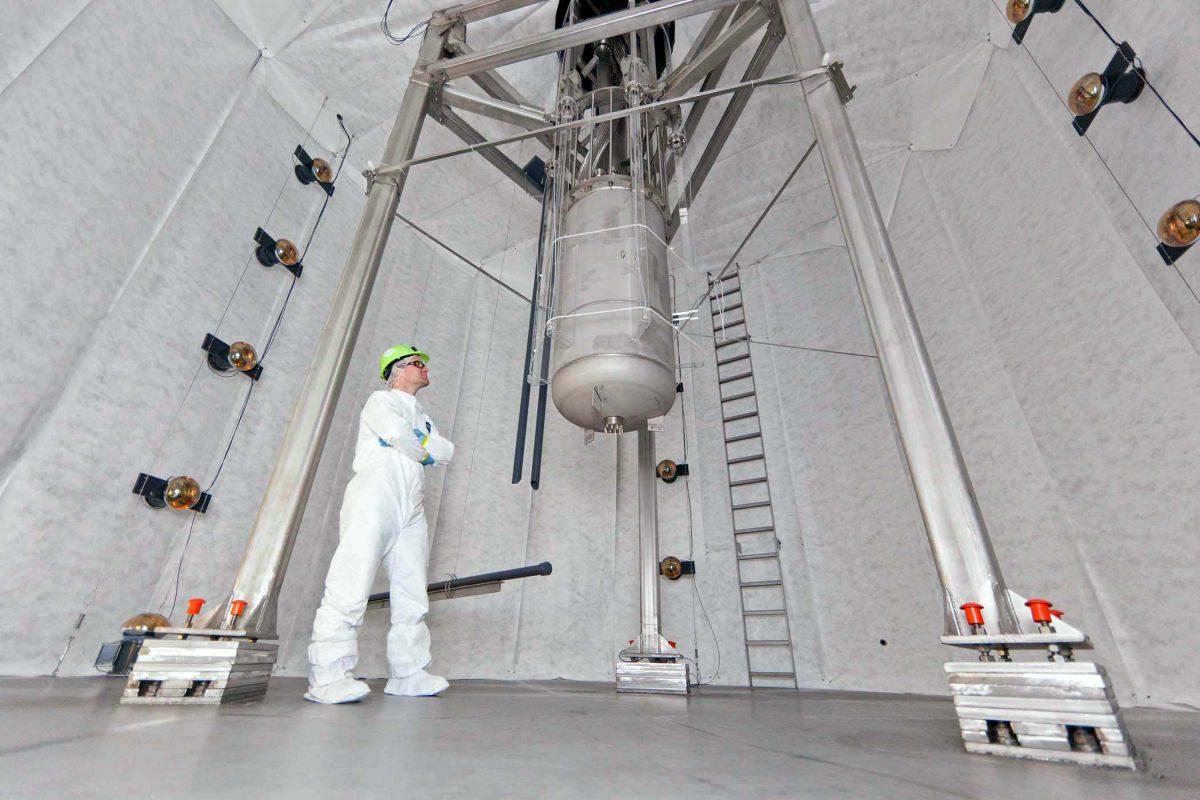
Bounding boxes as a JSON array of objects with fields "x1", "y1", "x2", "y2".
[{"x1": 307, "y1": 389, "x2": 454, "y2": 696}]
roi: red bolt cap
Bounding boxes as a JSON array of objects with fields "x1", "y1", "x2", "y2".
[
  {"x1": 1049, "y1": 609, "x2": 1064, "y2": 619},
  {"x1": 668, "y1": 640, "x2": 677, "y2": 649},
  {"x1": 186, "y1": 598, "x2": 205, "y2": 615},
  {"x1": 1025, "y1": 598, "x2": 1052, "y2": 624},
  {"x1": 960, "y1": 602, "x2": 985, "y2": 627},
  {"x1": 230, "y1": 599, "x2": 248, "y2": 617}
]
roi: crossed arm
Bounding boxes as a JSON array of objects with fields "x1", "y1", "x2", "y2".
[{"x1": 362, "y1": 393, "x2": 455, "y2": 466}]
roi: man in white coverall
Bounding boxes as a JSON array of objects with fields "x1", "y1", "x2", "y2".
[{"x1": 305, "y1": 344, "x2": 455, "y2": 704}]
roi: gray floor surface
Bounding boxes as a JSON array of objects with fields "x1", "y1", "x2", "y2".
[{"x1": 1, "y1": 677, "x2": 1196, "y2": 798}]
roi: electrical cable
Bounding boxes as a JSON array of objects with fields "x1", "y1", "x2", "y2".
[{"x1": 382, "y1": 1, "x2": 429, "y2": 46}]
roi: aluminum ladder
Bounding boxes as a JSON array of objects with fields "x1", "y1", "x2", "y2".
[{"x1": 708, "y1": 268, "x2": 799, "y2": 689}]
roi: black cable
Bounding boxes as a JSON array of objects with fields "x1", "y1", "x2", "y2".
[
  {"x1": 1069, "y1": 1, "x2": 1199, "y2": 150},
  {"x1": 166, "y1": 513, "x2": 198, "y2": 619},
  {"x1": 382, "y1": 1, "x2": 429, "y2": 46}
]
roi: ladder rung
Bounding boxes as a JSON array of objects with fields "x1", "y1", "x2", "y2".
[
  {"x1": 737, "y1": 551, "x2": 778, "y2": 561},
  {"x1": 750, "y1": 671, "x2": 796, "y2": 679},
  {"x1": 743, "y1": 609, "x2": 787, "y2": 616},
  {"x1": 716, "y1": 317, "x2": 746, "y2": 328},
  {"x1": 717, "y1": 352, "x2": 750, "y2": 367},
  {"x1": 714, "y1": 336, "x2": 750, "y2": 349},
  {"x1": 723, "y1": 411, "x2": 758, "y2": 423},
  {"x1": 725, "y1": 432, "x2": 761, "y2": 444},
  {"x1": 721, "y1": 390, "x2": 756, "y2": 403},
  {"x1": 732, "y1": 500, "x2": 771, "y2": 511},
  {"x1": 734, "y1": 525, "x2": 774, "y2": 534},
  {"x1": 727, "y1": 454, "x2": 764, "y2": 465},
  {"x1": 712, "y1": 302, "x2": 743, "y2": 315},
  {"x1": 715, "y1": 272, "x2": 741, "y2": 284},
  {"x1": 718, "y1": 371, "x2": 753, "y2": 385},
  {"x1": 710, "y1": 286, "x2": 741, "y2": 300},
  {"x1": 741, "y1": 579, "x2": 783, "y2": 588},
  {"x1": 747, "y1": 640, "x2": 792, "y2": 646},
  {"x1": 729, "y1": 477, "x2": 768, "y2": 487}
]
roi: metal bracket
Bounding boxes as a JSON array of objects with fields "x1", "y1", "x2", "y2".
[{"x1": 828, "y1": 61, "x2": 856, "y2": 104}]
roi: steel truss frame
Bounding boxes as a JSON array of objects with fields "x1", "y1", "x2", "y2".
[{"x1": 128, "y1": 1, "x2": 1135, "y2": 768}]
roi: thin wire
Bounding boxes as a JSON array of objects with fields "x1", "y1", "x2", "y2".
[
  {"x1": 163, "y1": 513, "x2": 197, "y2": 618},
  {"x1": 382, "y1": 2, "x2": 429, "y2": 46}
]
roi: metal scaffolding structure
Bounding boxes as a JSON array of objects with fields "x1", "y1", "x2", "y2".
[{"x1": 120, "y1": 0, "x2": 1135, "y2": 769}]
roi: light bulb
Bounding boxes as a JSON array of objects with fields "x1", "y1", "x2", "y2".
[
  {"x1": 274, "y1": 238, "x2": 299, "y2": 266},
  {"x1": 122, "y1": 612, "x2": 171, "y2": 632},
  {"x1": 165, "y1": 476, "x2": 201, "y2": 510},
  {"x1": 1159, "y1": 200, "x2": 1200, "y2": 248},
  {"x1": 1006, "y1": 0, "x2": 1033, "y2": 23},
  {"x1": 227, "y1": 341, "x2": 258, "y2": 372},
  {"x1": 311, "y1": 158, "x2": 333, "y2": 184},
  {"x1": 1068, "y1": 73, "x2": 1105, "y2": 116}
]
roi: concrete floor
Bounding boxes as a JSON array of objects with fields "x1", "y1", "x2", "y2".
[{"x1": 1, "y1": 677, "x2": 1196, "y2": 799}]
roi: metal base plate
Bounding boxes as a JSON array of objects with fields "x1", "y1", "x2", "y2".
[
  {"x1": 615, "y1": 658, "x2": 690, "y2": 695},
  {"x1": 945, "y1": 660, "x2": 1135, "y2": 769},
  {"x1": 121, "y1": 637, "x2": 278, "y2": 705}
]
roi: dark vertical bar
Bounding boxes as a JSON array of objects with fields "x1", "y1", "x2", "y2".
[
  {"x1": 529, "y1": 337, "x2": 552, "y2": 491},
  {"x1": 512, "y1": 185, "x2": 551, "y2": 483}
]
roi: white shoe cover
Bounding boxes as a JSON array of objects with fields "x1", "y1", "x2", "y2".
[
  {"x1": 384, "y1": 670, "x2": 448, "y2": 697},
  {"x1": 304, "y1": 677, "x2": 371, "y2": 704}
]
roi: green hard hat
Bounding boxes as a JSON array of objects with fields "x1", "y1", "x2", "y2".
[{"x1": 380, "y1": 344, "x2": 430, "y2": 380}]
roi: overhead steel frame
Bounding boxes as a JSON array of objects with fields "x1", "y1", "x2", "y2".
[{"x1": 122, "y1": 0, "x2": 1134, "y2": 767}]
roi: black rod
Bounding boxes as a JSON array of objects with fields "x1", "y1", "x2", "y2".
[
  {"x1": 369, "y1": 561, "x2": 553, "y2": 603},
  {"x1": 513, "y1": 185, "x2": 551, "y2": 483},
  {"x1": 530, "y1": 346, "x2": 552, "y2": 490}
]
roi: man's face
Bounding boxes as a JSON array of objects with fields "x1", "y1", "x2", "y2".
[{"x1": 399, "y1": 358, "x2": 430, "y2": 389}]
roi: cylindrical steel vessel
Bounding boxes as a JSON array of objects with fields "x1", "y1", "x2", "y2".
[{"x1": 550, "y1": 174, "x2": 676, "y2": 432}]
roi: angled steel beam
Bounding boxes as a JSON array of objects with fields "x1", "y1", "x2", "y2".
[
  {"x1": 429, "y1": 0, "x2": 745, "y2": 80},
  {"x1": 440, "y1": 83, "x2": 551, "y2": 131},
  {"x1": 446, "y1": 40, "x2": 558, "y2": 152},
  {"x1": 437, "y1": 0, "x2": 545, "y2": 24},
  {"x1": 664, "y1": 2, "x2": 756, "y2": 185},
  {"x1": 667, "y1": 20, "x2": 784, "y2": 240},
  {"x1": 678, "y1": 3, "x2": 737, "y2": 66},
  {"x1": 659, "y1": 2, "x2": 770, "y2": 99},
  {"x1": 437, "y1": 107, "x2": 544, "y2": 198}
]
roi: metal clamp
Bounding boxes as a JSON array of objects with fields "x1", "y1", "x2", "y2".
[{"x1": 827, "y1": 61, "x2": 856, "y2": 104}]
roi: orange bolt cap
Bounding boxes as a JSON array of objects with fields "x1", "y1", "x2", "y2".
[
  {"x1": 186, "y1": 598, "x2": 205, "y2": 615},
  {"x1": 668, "y1": 640, "x2": 677, "y2": 649},
  {"x1": 1025, "y1": 598, "x2": 1053, "y2": 624},
  {"x1": 230, "y1": 600, "x2": 248, "y2": 617},
  {"x1": 960, "y1": 602, "x2": 985, "y2": 627}
]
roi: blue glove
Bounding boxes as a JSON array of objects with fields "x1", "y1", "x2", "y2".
[{"x1": 413, "y1": 428, "x2": 435, "y2": 465}]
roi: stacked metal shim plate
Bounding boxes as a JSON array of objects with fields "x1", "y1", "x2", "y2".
[
  {"x1": 945, "y1": 660, "x2": 1135, "y2": 768},
  {"x1": 615, "y1": 660, "x2": 690, "y2": 694},
  {"x1": 121, "y1": 638, "x2": 278, "y2": 705}
]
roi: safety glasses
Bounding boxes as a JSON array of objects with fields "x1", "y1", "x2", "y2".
[{"x1": 401, "y1": 359, "x2": 426, "y2": 370}]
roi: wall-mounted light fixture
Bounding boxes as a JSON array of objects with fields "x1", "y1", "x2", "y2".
[
  {"x1": 1068, "y1": 43, "x2": 1145, "y2": 135},
  {"x1": 254, "y1": 228, "x2": 303, "y2": 277},
  {"x1": 201, "y1": 334, "x2": 263, "y2": 380},
  {"x1": 294, "y1": 145, "x2": 335, "y2": 196},
  {"x1": 133, "y1": 473, "x2": 211, "y2": 512},
  {"x1": 1157, "y1": 199, "x2": 1200, "y2": 265},
  {"x1": 1006, "y1": 0, "x2": 1065, "y2": 45}
]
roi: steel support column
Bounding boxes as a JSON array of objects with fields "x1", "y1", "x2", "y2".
[
  {"x1": 203, "y1": 21, "x2": 453, "y2": 636},
  {"x1": 636, "y1": 430, "x2": 662, "y2": 651},
  {"x1": 774, "y1": 0, "x2": 1017, "y2": 636}
]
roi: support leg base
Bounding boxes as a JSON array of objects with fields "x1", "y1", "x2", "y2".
[{"x1": 121, "y1": 637, "x2": 278, "y2": 705}]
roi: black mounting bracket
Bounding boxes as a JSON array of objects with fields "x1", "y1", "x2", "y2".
[
  {"x1": 1072, "y1": 42, "x2": 1144, "y2": 136},
  {"x1": 201, "y1": 333, "x2": 262, "y2": 381},
  {"x1": 294, "y1": 144, "x2": 335, "y2": 196},
  {"x1": 132, "y1": 473, "x2": 211, "y2": 513},
  {"x1": 254, "y1": 227, "x2": 303, "y2": 277},
  {"x1": 1158, "y1": 241, "x2": 1193, "y2": 266}
]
